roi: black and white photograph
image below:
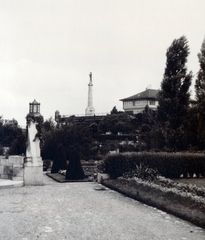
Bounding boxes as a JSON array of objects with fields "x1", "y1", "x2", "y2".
[{"x1": 0, "y1": 1, "x2": 205, "y2": 239}]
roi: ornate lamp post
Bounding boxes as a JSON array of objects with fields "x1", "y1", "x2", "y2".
[{"x1": 29, "y1": 99, "x2": 40, "y2": 114}]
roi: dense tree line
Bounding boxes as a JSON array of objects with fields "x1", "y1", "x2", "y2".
[
  {"x1": 0, "y1": 117, "x2": 25, "y2": 155},
  {"x1": 41, "y1": 112, "x2": 140, "y2": 163},
  {"x1": 41, "y1": 121, "x2": 94, "y2": 161}
]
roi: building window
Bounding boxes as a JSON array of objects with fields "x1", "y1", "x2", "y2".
[
  {"x1": 149, "y1": 100, "x2": 155, "y2": 105},
  {"x1": 133, "y1": 101, "x2": 135, "y2": 106}
]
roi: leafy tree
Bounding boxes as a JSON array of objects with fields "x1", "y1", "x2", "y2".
[
  {"x1": 41, "y1": 118, "x2": 58, "y2": 160},
  {"x1": 42, "y1": 122, "x2": 94, "y2": 161},
  {"x1": 98, "y1": 114, "x2": 117, "y2": 134},
  {"x1": 8, "y1": 134, "x2": 26, "y2": 156},
  {"x1": 43, "y1": 117, "x2": 56, "y2": 132},
  {"x1": 63, "y1": 124, "x2": 94, "y2": 160},
  {"x1": 42, "y1": 130, "x2": 58, "y2": 160},
  {"x1": 138, "y1": 105, "x2": 164, "y2": 151},
  {"x1": 1, "y1": 119, "x2": 23, "y2": 147},
  {"x1": 2, "y1": 125, "x2": 19, "y2": 146},
  {"x1": 89, "y1": 123, "x2": 98, "y2": 134},
  {"x1": 195, "y1": 37, "x2": 205, "y2": 149},
  {"x1": 98, "y1": 113, "x2": 135, "y2": 134},
  {"x1": 115, "y1": 121, "x2": 129, "y2": 134},
  {"x1": 185, "y1": 106, "x2": 199, "y2": 150},
  {"x1": 157, "y1": 36, "x2": 192, "y2": 150},
  {"x1": 139, "y1": 106, "x2": 154, "y2": 150}
]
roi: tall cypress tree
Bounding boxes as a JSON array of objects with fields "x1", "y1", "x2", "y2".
[
  {"x1": 157, "y1": 36, "x2": 192, "y2": 150},
  {"x1": 195, "y1": 37, "x2": 205, "y2": 149},
  {"x1": 51, "y1": 143, "x2": 67, "y2": 173}
]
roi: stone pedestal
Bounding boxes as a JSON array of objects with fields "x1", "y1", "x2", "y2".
[{"x1": 24, "y1": 162, "x2": 43, "y2": 186}]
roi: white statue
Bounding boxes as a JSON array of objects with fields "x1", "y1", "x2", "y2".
[
  {"x1": 25, "y1": 100, "x2": 43, "y2": 167},
  {"x1": 26, "y1": 120, "x2": 41, "y2": 166}
]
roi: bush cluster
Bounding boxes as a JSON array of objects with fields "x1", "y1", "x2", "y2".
[
  {"x1": 43, "y1": 160, "x2": 51, "y2": 171},
  {"x1": 123, "y1": 164, "x2": 159, "y2": 182},
  {"x1": 103, "y1": 152, "x2": 205, "y2": 179}
]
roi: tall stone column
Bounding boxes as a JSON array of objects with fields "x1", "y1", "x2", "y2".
[
  {"x1": 24, "y1": 100, "x2": 44, "y2": 186},
  {"x1": 85, "y1": 72, "x2": 95, "y2": 116}
]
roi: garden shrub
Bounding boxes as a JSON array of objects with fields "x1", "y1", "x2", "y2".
[
  {"x1": 0, "y1": 145, "x2": 3, "y2": 155},
  {"x1": 95, "y1": 154, "x2": 104, "y2": 161},
  {"x1": 103, "y1": 153, "x2": 135, "y2": 179},
  {"x1": 51, "y1": 159, "x2": 59, "y2": 173},
  {"x1": 65, "y1": 148, "x2": 85, "y2": 180},
  {"x1": 97, "y1": 160, "x2": 106, "y2": 173},
  {"x1": 43, "y1": 159, "x2": 51, "y2": 171},
  {"x1": 51, "y1": 144, "x2": 67, "y2": 173},
  {"x1": 123, "y1": 163, "x2": 159, "y2": 182}
]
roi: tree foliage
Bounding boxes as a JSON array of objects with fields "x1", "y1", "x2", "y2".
[
  {"x1": 0, "y1": 119, "x2": 23, "y2": 147},
  {"x1": 157, "y1": 36, "x2": 192, "y2": 150},
  {"x1": 7, "y1": 134, "x2": 26, "y2": 156},
  {"x1": 43, "y1": 117, "x2": 56, "y2": 132},
  {"x1": 195, "y1": 37, "x2": 205, "y2": 149},
  {"x1": 42, "y1": 121, "x2": 94, "y2": 161},
  {"x1": 98, "y1": 113, "x2": 136, "y2": 134},
  {"x1": 0, "y1": 117, "x2": 25, "y2": 155}
]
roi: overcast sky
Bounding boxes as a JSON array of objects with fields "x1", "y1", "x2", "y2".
[{"x1": 0, "y1": 0, "x2": 205, "y2": 126}]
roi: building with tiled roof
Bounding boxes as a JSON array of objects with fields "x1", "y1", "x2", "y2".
[{"x1": 120, "y1": 89, "x2": 159, "y2": 114}]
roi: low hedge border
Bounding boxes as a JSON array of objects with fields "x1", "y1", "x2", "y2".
[
  {"x1": 103, "y1": 152, "x2": 205, "y2": 179},
  {"x1": 102, "y1": 178, "x2": 205, "y2": 229}
]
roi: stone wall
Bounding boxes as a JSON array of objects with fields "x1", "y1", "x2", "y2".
[{"x1": 0, "y1": 155, "x2": 24, "y2": 181}]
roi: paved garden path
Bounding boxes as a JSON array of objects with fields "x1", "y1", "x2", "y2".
[{"x1": 0, "y1": 173, "x2": 204, "y2": 240}]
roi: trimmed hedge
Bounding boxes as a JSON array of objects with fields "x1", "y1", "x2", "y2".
[{"x1": 103, "y1": 152, "x2": 205, "y2": 179}]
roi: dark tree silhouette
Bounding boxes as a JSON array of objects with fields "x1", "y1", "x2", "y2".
[
  {"x1": 65, "y1": 148, "x2": 84, "y2": 180},
  {"x1": 111, "y1": 106, "x2": 118, "y2": 114},
  {"x1": 195, "y1": 37, "x2": 205, "y2": 149},
  {"x1": 157, "y1": 36, "x2": 192, "y2": 150},
  {"x1": 51, "y1": 144, "x2": 67, "y2": 173}
]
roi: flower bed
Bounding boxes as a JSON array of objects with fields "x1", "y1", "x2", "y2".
[{"x1": 102, "y1": 177, "x2": 205, "y2": 229}]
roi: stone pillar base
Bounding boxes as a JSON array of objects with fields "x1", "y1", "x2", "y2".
[{"x1": 24, "y1": 165, "x2": 43, "y2": 186}]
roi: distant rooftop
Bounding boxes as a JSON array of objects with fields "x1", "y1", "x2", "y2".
[{"x1": 120, "y1": 89, "x2": 159, "y2": 101}]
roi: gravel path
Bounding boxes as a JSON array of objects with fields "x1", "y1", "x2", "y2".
[{"x1": 0, "y1": 173, "x2": 204, "y2": 240}]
